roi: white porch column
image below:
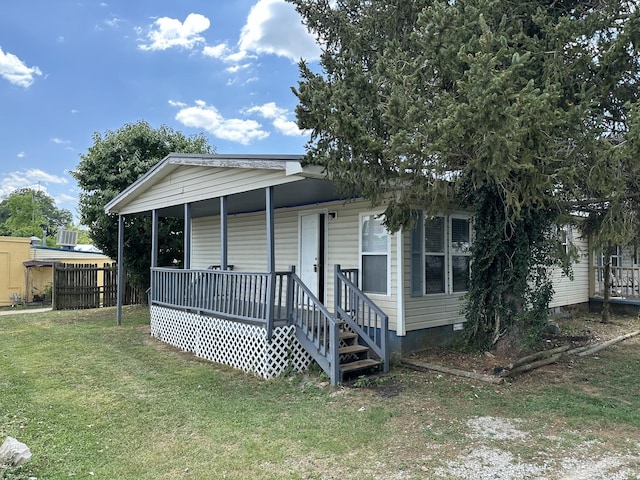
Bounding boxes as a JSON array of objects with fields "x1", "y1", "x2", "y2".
[
  {"x1": 184, "y1": 203, "x2": 192, "y2": 269},
  {"x1": 220, "y1": 196, "x2": 228, "y2": 270},
  {"x1": 116, "y1": 214, "x2": 124, "y2": 326},
  {"x1": 396, "y1": 228, "x2": 405, "y2": 336}
]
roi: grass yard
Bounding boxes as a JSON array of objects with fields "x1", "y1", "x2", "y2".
[{"x1": 1, "y1": 306, "x2": 640, "y2": 479}]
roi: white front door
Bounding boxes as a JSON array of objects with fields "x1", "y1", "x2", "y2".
[{"x1": 300, "y1": 212, "x2": 322, "y2": 299}]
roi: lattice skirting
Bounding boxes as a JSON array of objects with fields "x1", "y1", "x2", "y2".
[{"x1": 150, "y1": 306, "x2": 312, "y2": 379}]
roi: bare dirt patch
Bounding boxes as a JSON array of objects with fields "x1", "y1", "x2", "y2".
[{"x1": 405, "y1": 312, "x2": 640, "y2": 381}]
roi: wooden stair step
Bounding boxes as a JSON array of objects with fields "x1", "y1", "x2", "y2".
[
  {"x1": 339, "y1": 331, "x2": 358, "y2": 341},
  {"x1": 339, "y1": 344, "x2": 370, "y2": 355},
  {"x1": 340, "y1": 358, "x2": 383, "y2": 373},
  {"x1": 317, "y1": 331, "x2": 357, "y2": 344}
]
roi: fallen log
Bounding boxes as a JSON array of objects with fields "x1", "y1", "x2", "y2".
[
  {"x1": 401, "y1": 359, "x2": 504, "y2": 384},
  {"x1": 576, "y1": 330, "x2": 640, "y2": 357},
  {"x1": 508, "y1": 345, "x2": 571, "y2": 370},
  {"x1": 565, "y1": 344, "x2": 594, "y2": 356},
  {"x1": 500, "y1": 353, "x2": 564, "y2": 378}
]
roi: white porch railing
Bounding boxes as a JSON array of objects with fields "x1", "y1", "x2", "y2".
[{"x1": 593, "y1": 265, "x2": 640, "y2": 298}]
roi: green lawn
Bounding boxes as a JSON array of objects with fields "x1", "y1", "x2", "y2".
[{"x1": 2, "y1": 306, "x2": 640, "y2": 479}]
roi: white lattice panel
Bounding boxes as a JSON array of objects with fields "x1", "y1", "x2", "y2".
[
  {"x1": 196, "y1": 318, "x2": 266, "y2": 375},
  {"x1": 150, "y1": 306, "x2": 312, "y2": 380},
  {"x1": 150, "y1": 306, "x2": 200, "y2": 353},
  {"x1": 264, "y1": 325, "x2": 312, "y2": 378}
]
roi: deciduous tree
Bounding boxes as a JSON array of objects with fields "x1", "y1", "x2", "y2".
[
  {"x1": 71, "y1": 120, "x2": 213, "y2": 292},
  {"x1": 0, "y1": 188, "x2": 72, "y2": 240}
]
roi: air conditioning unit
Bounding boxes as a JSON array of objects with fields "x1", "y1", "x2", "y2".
[{"x1": 56, "y1": 229, "x2": 78, "y2": 247}]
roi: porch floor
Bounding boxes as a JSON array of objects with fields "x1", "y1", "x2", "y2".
[{"x1": 589, "y1": 296, "x2": 640, "y2": 316}]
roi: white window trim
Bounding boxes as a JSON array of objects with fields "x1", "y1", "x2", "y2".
[{"x1": 359, "y1": 211, "x2": 391, "y2": 297}]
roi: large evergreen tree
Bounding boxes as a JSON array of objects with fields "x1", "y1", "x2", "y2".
[
  {"x1": 71, "y1": 121, "x2": 213, "y2": 292},
  {"x1": 290, "y1": 0, "x2": 640, "y2": 350}
]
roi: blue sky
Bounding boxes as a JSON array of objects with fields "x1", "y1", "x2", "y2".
[{"x1": 0, "y1": 0, "x2": 320, "y2": 221}]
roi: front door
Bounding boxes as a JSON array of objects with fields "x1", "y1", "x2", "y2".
[{"x1": 299, "y1": 212, "x2": 326, "y2": 302}]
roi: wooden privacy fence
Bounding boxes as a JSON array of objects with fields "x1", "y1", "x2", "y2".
[{"x1": 53, "y1": 262, "x2": 143, "y2": 310}]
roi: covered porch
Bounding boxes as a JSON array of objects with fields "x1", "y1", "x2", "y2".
[
  {"x1": 591, "y1": 264, "x2": 640, "y2": 315},
  {"x1": 106, "y1": 154, "x2": 389, "y2": 385}
]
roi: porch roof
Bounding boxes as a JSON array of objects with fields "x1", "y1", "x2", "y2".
[{"x1": 105, "y1": 153, "x2": 341, "y2": 218}]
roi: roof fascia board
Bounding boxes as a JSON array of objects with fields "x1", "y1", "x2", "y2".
[
  {"x1": 285, "y1": 162, "x2": 327, "y2": 179},
  {"x1": 105, "y1": 155, "x2": 175, "y2": 214},
  {"x1": 105, "y1": 153, "x2": 306, "y2": 215}
]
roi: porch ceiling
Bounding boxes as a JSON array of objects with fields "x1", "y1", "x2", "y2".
[{"x1": 154, "y1": 177, "x2": 344, "y2": 219}]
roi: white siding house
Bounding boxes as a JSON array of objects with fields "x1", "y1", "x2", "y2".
[{"x1": 106, "y1": 153, "x2": 595, "y2": 382}]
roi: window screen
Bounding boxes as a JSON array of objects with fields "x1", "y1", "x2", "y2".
[
  {"x1": 425, "y1": 255, "x2": 445, "y2": 294},
  {"x1": 425, "y1": 216, "x2": 445, "y2": 294},
  {"x1": 425, "y1": 217, "x2": 444, "y2": 253},
  {"x1": 362, "y1": 255, "x2": 388, "y2": 294},
  {"x1": 452, "y1": 256, "x2": 470, "y2": 292}
]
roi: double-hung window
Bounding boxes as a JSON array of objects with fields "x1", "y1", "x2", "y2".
[
  {"x1": 411, "y1": 213, "x2": 472, "y2": 296},
  {"x1": 360, "y1": 214, "x2": 389, "y2": 295}
]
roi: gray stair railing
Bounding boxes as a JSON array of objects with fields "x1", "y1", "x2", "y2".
[
  {"x1": 288, "y1": 272, "x2": 341, "y2": 385},
  {"x1": 334, "y1": 265, "x2": 389, "y2": 373}
]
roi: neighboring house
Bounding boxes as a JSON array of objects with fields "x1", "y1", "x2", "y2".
[
  {"x1": 24, "y1": 245, "x2": 114, "y2": 304},
  {"x1": 0, "y1": 236, "x2": 32, "y2": 306},
  {"x1": 0, "y1": 235, "x2": 113, "y2": 307},
  {"x1": 105, "y1": 153, "x2": 597, "y2": 384}
]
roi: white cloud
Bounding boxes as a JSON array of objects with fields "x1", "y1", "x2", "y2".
[
  {"x1": 245, "y1": 102, "x2": 308, "y2": 136},
  {"x1": 0, "y1": 168, "x2": 68, "y2": 198},
  {"x1": 168, "y1": 100, "x2": 187, "y2": 108},
  {"x1": 238, "y1": 0, "x2": 320, "y2": 62},
  {"x1": 171, "y1": 99, "x2": 269, "y2": 145},
  {"x1": 225, "y1": 63, "x2": 251, "y2": 74},
  {"x1": 104, "y1": 16, "x2": 123, "y2": 29},
  {"x1": 202, "y1": 42, "x2": 230, "y2": 59},
  {"x1": 0, "y1": 47, "x2": 43, "y2": 88},
  {"x1": 138, "y1": 13, "x2": 210, "y2": 51},
  {"x1": 201, "y1": 0, "x2": 320, "y2": 69},
  {"x1": 16, "y1": 152, "x2": 25, "y2": 158},
  {"x1": 51, "y1": 137, "x2": 71, "y2": 145},
  {"x1": 54, "y1": 193, "x2": 76, "y2": 205}
]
